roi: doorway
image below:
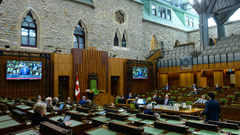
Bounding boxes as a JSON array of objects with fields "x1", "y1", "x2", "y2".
[
  {"x1": 111, "y1": 76, "x2": 120, "y2": 97},
  {"x1": 58, "y1": 76, "x2": 69, "y2": 101}
]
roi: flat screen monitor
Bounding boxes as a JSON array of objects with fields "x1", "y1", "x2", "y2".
[
  {"x1": 6, "y1": 60, "x2": 42, "y2": 80},
  {"x1": 118, "y1": 99, "x2": 126, "y2": 104},
  {"x1": 138, "y1": 99, "x2": 146, "y2": 104},
  {"x1": 156, "y1": 99, "x2": 165, "y2": 105},
  {"x1": 132, "y1": 66, "x2": 148, "y2": 79}
]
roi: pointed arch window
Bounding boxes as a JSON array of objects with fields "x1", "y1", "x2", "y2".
[
  {"x1": 21, "y1": 12, "x2": 37, "y2": 47},
  {"x1": 74, "y1": 22, "x2": 85, "y2": 49},
  {"x1": 122, "y1": 33, "x2": 126, "y2": 47},
  {"x1": 114, "y1": 32, "x2": 119, "y2": 46}
]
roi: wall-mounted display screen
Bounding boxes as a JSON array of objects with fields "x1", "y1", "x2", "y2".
[
  {"x1": 6, "y1": 60, "x2": 42, "y2": 80},
  {"x1": 132, "y1": 66, "x2": 148, "y2": 79}
]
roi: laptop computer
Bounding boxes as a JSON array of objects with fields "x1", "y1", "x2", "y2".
[
  {"x1": 63, "y1": 115, "x2": 71, "y2": 123},
  {"x1": 55, "y1": 104, "x2": 64, "y2": 111},
  {"x1": 137, "y1": 99, "x2": 146, "y2": 105}
]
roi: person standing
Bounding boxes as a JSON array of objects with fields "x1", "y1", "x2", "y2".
[
  {"x1": 164, "y1": 94, "x2": 171, "y2": 106},
  {"x1": 201, "y1": 92, "x2": 220, "y2": 122}
]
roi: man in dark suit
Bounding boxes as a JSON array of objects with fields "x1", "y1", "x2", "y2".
[
  {"x1": 132, "y1": 97, "x2": 139, "y2": 109},
  {"x1": 164, "y1": 94, "x2": 171, "y2": 106},
  {"x1": 164, "y1": 84, "x2": 170, "y2": 90},
  {"x1": 144, "y1": 104, "x2": 159, "y2": 116},
  {"x1": 191, "y1": 84, "x2": 198, "y2": 89},
  {"x1": 192, "y1": 88, "x2": 200, "y2": 95},
  {"x1": 201, "y1": 92, "x2": 220, "y2": 122},
  {"x1": 126, "y1": 93, "x2": 132, "y2": 99},
  {"x1": 215, "y1": 84, "x2": 221, "y2": 91}
]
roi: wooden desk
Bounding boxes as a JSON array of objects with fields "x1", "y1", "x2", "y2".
[
  {"x1": 11, "y1": 128, "x2": 41, "y2": 135},
  {"x1": 15, "y1": 105, "x2": 32, "y2": 113},
  {"x1": 140, "y1": 107, "x2": 204, "y2": 116},
  {"x1": 0, "y1": 119, "x2": 31, "y2": 134},
  {"x1": 84, "y1": 127, "x2": 119, "y2": 135}
]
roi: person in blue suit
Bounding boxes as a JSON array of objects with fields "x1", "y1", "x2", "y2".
[
  {"x1": 79, "y1": 96, "x2": 86, "y2": 105},
  {"x1": 201, "y1": 92, "x2": 220, "y2": 122},
  {"x1": 19, "y1": 63, "x2": 31, "y2": 75},
  {"x1": 144, "y1": 104, "x2": 159, "y2": 116},
  {"x1": 215, "y1": 84, "x2": 221, "y2": 91},
  {"x1": 164, "y1": 84, "x2": 170, "y2": 90},
  {"x1": 126, "y1": 93, "x2": 132, "y2": 99}
]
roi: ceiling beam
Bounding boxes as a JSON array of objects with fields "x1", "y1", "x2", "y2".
[
  {"x1": 207, "y1": 0, "x2": 217, "y2": 15},
  {"x1": 221, "y1": 8, "x2": 238, "y2": 24},
  {"x1": 217, "y1": 3, "x2": 240, "y2": 14}
]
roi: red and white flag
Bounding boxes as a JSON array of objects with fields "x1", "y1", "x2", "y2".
[{"x1": 75, "y1": 72, "x2": 80, "y2": 101}]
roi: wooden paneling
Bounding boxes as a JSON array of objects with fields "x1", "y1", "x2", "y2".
[
  {"x1": 73, "y1": 48, "x2": 108, "y2": 99},
  {"x1": 179, "y1": 72, "x2": 194, "y2": 87},
  {"x1": 235, "y1": 69, "x2": 240, "y2": 87},
  {"x1": 221, "y1": 106, "x2": 240, "y2": 121},
  {"x1": 213, "y1": 70, "x2": 223, "y2": 86},
  {"x1": 168, "y1": 72, "x2": 179, "y2": 86},
  {"x1": 95, "y1": 93, "x2": 114, "y2": 106},
  {"x1": 158, "y1": 73, "x2": 168, "y2": 88},
  {"x1": 108, "y1": 58, "x2": 125, "y2": 96},
  {"x1": 200, "y1": 77, "x2": 207, "y2": 87},
  {"x1": 53, "y1": 53, "x2": 73, "y2": 100},
  {"x1": 197, "y1": 72, "x2": 201, "y2": 87},
  {"x1": 0, "y1": 55, "x2": 46, "y2": 99}
]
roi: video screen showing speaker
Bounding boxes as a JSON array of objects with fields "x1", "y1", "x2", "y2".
[
  {"x1": 6, "y1": 60, "x2": 42, "y2": 80},
  {"x1": 132, "y1": 66, "x2": 148, "y2": 79}
]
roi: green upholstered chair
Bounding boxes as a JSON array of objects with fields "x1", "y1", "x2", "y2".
[
  {"x1": 159, "y1": 90, "x2": 162, "y2": 93},
  {"x1": 227, "y1": 95, "x2": 235, "y2": 101},
  {"x1": 174, "y1": 90, "x2": 179, "y2": 93},
  {"x1": 146, "y1": 97, "x2": 151, "y2": 101},
  {"x1": 212, "y1": 91, "x2": 218, "y2": 95},
  {"x1": 166, "y1": 93, "x2": 171, "y2": 95},
  {"x1": 178, "y1": 96, "x2": 183, "y2": 100},
  {"x1": 90, "y1": 79, "x2": 100, "y2": 96},
  {"x1": 172, "y1": 86, "x2": 175, "y2": 88},
  {"x1": 186, "y1": 101, "x2": 193, "y2": 105},
  {"x1": 220, "y1": 89, "x2": 224, "y2": 92},
  {"x1": 182, "y1": 88, "x2": 186, "y2": 91},
  {"x1": 150, "y1": 92, "x2": 154, "y2": 94},
  {"x1": 146, "y1": 92, "x2": 149, "y2": 94},
  {"x1": 142, "y1": 95, "x2": 145, "y2": 97},
  {"x1": 155, "y1": 90, "x2": 158, "y2": 93},
  {"x1": 195, "y1": 97, "x2": 199, "y2": 100},
  {"x1": 170, "y1": 90, "x2": 173, "y2": 92},
  {"x1": 177, "y1": 88, "x2": 180, "y2": 90},
  {"x1": 178, "y1": 93, "x2": 182, "y2": 96},
  {"x1": 115, "y1": 97, "x2": 120, "y2": 104},
  {"x1": 130, "y1": 103, "x2": 136, "y2": 109},
  {"x1": 231, "y1": 104, "x2": 240, "y2": 107},
  {"x1": 183, "y1": 94, "x2": 188, "y2": 98},
  {"x1": 220, "y1": 98, "x2": 228, "y2": 105},
  {"x1": 234, "y1": 92, "x2": 240, "y2": 97},
  {"x1": 161, "y1": 92, "x2": 165, "y2": 95},
  {"x1": 170, "y1": 96, "x2": 176, "y2": 100}
]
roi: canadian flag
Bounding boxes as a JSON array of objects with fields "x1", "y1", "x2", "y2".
[{"x1": 75, "y1": 72, "x2": 80, "y2": 101}]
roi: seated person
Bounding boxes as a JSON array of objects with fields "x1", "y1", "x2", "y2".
[
  {"x1": 215, "y1": 84, "x2": 221, "y2": 91},
  {"x1": 79, "y1": 96, "x2": 86, "y2": 105},
  {"x1": 191, "y1": 84, "x2": 198, "y2": 89},
  {"x1": 164, "y1": 83, "x2": 170, "y2": 90},
  {"x1": 32, "y1": 103, "x2": 71, "y2": 127},
  {"x1": 190, "y1": 88, "x2": 200, "y2": 95},
  {"x1": 144, "y1": 104, "x2": 159, "y2": 116},
  {"x1": 36, "y1": 95, "x2": 42, "y2": 103},
  {"x1": 194, "y1": 95, "x2": 207, "y2": 104},
  {"x1": 52, "y1": 97, "x2": 59, "y2": 106},
  {"x1": 83, "y1": 99, "x2": 92, "y2": 109},
  {"x1": 152, "y1": 93, "x2": 159, "y2": 100},
  {"x1": 126, "y1": 93, "x2": 132, "y2": 99},
  {"x1": 164, "y1": 94, "x2": 172, "y2": 106},
  {"x1": 45, "y1": 97, "x2": 52, "y2": 106},
  {"x1": 121, "y1": 95, "x2": 124, "y2": 99},
  {"x1": 132, "y1": 97, "x2": 139, "y2": 109},
  {"x1": 109, "y1": 103, "x2": 115, "y2": 108},
  {"x1": 65, "y1": 97, "x2": 71, "y2": 104}
]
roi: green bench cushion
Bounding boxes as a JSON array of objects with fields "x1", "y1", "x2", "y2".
[
  {"x1": 221, "y1": 128, "x2": 240, "y2": 134},
  {"x1": 140, "y1": 120, "x2": 154, "y2": 125},
  {"x1": 195, "y1": 130, "x2": 225, "y2": 135},
  {"x1": 0, "y1": 120, "x2": 20, "y2": 129},
  {"x1": 0, "y1": 115, "x2": 12, "y2": 122},
  {"x1": 144, "y1": 127, "x2": 164, "y2": 134},
  {"x1": 128, "y1": 117, "x2": 142, "y2": 121},
  {"x1": 111, "y1": 120, "x2": 127, "y2": 124},
  {"x1": 166, "y1": 120, "x2": 184, "y2": 125},
  {"x1": 187, "y1": 120, "x2": 203, "y2": 123},
  {"x1": 165, "y1": 132, "x2": 184, "y2": 135},
  {"x1": 15, "y1": 130, "x2": 38, "y2": 135},
  {"x1": 92, "y1": 117, "x2": 111, "y2": 122},
  {"x1": 87, "y1": 128, "x2": 117, "y2": 135}
]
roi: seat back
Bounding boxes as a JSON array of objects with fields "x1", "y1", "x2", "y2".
[
  {"x1": 105, "y1": 108, "x2": 118, "y2": 113},
  {"x1": 130, "y1": 103, "x2": 136, "y2": 109},
  {"x1": 154, "y1": 121, "x2": 189, "y2": 134},
  {"x1": 12, "y1": 109, "x2": 27, "y2": 122},
  {"x1": 180, "y1": 114, "x2": 201, "y2": 120},
  {"x1": 40, "y1": 121, "x2": 71, "y2": 135},
  {"x1": 108, "y1": 121, "x2": 144, "y2": 135},
  {"x1": 106, "y1": 112, "x2": 127, "y2": 121},
  {"x1": 136, "y1": 113, "x2": 157, "y2": 121},
  {"x1": 65, "y1": 111, "x2": 85, "y2": 121},
  {"x1": 208, "y1": 120, "x2": 239, "y2": 130},
  {"x1": 127, "y1": 109, "x2": 140, "y2": 114},
  {"x1": 161, "y1": 114, "x2": 180, "y2": 121},
  {"x1": 185, "y1": 121, "x2": 218, "y2": 132},
  {"x1": 227, "y1": 120, "x2": 240, "y2": 126},
  {"x1": 76, "y1": 107, "x2": 90, "y2": 113}
]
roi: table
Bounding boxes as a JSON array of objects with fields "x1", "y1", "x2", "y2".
[
  {"x1": 141, "y1": 107, "x2": 204, "y2": 115},
  {"x1": 15, "y1": 105, "x2": 32, "y2": 113},
  {"x1": 84, "y1": 127, "x2": 118, "y2": 135}
]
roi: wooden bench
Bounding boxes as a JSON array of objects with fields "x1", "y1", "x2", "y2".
[
  {"x1": 106, "y1": 112, "x2": 128, "y2": 121},
  {"x1": 185, "y1": 121, "x2": 218, "y2": 132},
  {"x1": 108, "y1": 121, "x2": 144, "y2": 135},
  {"x1": 40, "y1": 121, "x2": 71, "y2": 135},
  {"x1": 12, "y1": 109, "x2": 27, "y2": 122},
  {"x1": 154, "y1": 121, "x2": 189, "y2": 134}
]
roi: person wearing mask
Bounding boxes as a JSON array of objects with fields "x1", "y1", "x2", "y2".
[
  {"x1": 201, "y1": 92, "x2": 220, "y2": 122},
  {"x1": 79, "y1": 96, "x2": 86, "y2": 105},
  {"x1": 194, "y1": 95, "x2": 207, "y2": 104},
  {"x1": 144, "y1": 104, "x2": 159, "y2": 116},
  {"x1": 164, "y1": 84, "x2": 170, "y2": 90},
  {"x1": 32, "y1": 102, "x2": 71, "y2": 127},
  {"x1": 152, "y1": 93, "x2": 159, "y2": 100},
  {"x1": 126, "y1": 93, "x2": 132, "y2": 99},
  {"x1": 164, "y1": 94, "x2": 171, "y2": 106},
  {"x1": 215, "y1": 84, "x2": 221, "y2": 91},
  {"x1": 45, "y1": 97, "x2": 52, "y2": 106}
]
